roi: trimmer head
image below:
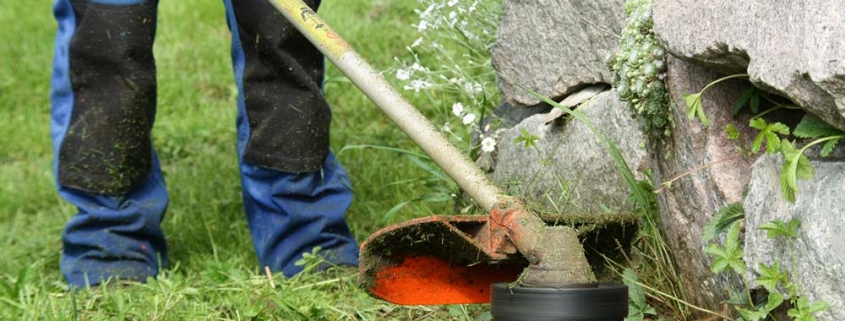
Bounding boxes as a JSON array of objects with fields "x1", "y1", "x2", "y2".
[{"x1": 359, "y1": 212, "x2": 637, "y2": 305}]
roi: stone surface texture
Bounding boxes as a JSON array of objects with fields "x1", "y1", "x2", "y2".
[
  {"x1": 744, "y1": 154, "x2": 845, "y2": 321},
  {"x1": 653, "y1": 0, "x2": 845, "y2": 131},
  {"x1": 648, "y1": 57, "x2": 758, "y2": 312},
  {"x1": 492, "y1": 0, "x2": 625, "y2": 107},
  {"x1": 490, "y1": 90, "x2": 646, "y2": 214}
]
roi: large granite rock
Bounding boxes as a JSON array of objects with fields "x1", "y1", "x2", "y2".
[
  {"x1": 744, "y1": 154, "x2": 845, "y2": 321},
  {"x1": 492, "y1": 0, "x2": 626, "y2": 107},
  {"x1": 653, "y1": 0, "x2": 845, "y2": 132},
  {"x1": 491, "y1": 90, "x2": 646, "y2": 214},
  {"x1": 648, "y1": 57, "x2": 757, "y2": 312}
]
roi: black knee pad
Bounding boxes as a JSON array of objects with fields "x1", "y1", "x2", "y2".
[
  {"x1": 231, "y1": 0, "x2": 332, "y2": 173},
  {"x1": 59, "y1": 0, "x2": 159, "y2": 195}
]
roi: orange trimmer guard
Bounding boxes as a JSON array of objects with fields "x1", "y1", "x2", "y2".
[
  {"x1": 359, "y1": 213, "x2": 638, "y2": 305},
  {"x1": 359, "y1": 215, "x2": 526, "y2": 305}
]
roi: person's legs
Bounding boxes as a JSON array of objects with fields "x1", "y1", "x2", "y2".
[
  {"x1": 222, "y1": 0, "x2": 358, "y2": 276},
  {"x1": 50, "y1": 0, "x2": 168, "y2": 288}
]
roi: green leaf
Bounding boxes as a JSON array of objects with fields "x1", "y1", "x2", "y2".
[
  {"x1": 513, "y1": 128, "x2": 540, "y2": 148},
  {"x1": 807, "y1": 300, "x2": 830, "y2": 313},
  {"x1": 759, "y1": 219, "x2": 800, "y2": 239},
  {"x1": 789, "y1": 297, "x2": 830, "y2": 321},
  {"x1": 737, "y1": 307, "x2": 767, "y2": 321},
  {"x1": 779, "y1": 140, "x2": 803, "y2": 202},
  {"x1": 779, "y1": 168, "x2": 797, "y2": 203},
  {"x1": 749, "y1": 117, "x2": 767, "y2": 131},
  {"x1": 705, "y1": 244, "x2": 731, "y2": 273},
  {"x1": 725, "y1": 219, "x2": 742, "y2": 251},
  {"x1": 705, "y1": 222, "x2": 745, "y2": 274},
  {"x1": 795, "y1": 154, "x2": 814, "y2": 180},
  {"x1": 780, "y1": 143, "x2": 814, "y2": 202},
  {"x1": 622, "y1": 268, "x2": 656, "y2": 320},
  {"x1": 821, "y1": 138, "x2": 840, "y2": 157},
  {"x1": 684, "y1": 93, "x2": 710, "y2": 127},
  {"x1": 623, "y1": 269, "x2": 646, "y2": 309},
  {"x1": 643, "y1": 306, "x2": 656, "y2": 315},
  {"x1": 765, "y1": 132, "x2": 780, "y2": 153},
  {"x1": 737, "y1": 292, "x2": 784, "y2": 321},
  {"x1": 725, "y1": 124, "x2": 741, "y2": 140},
  {"x1": 447, "y1": 305, "x2": 464, "y2": 318},
  {"x1": 750, "y1": 118, "x2": 767, "y2": 153},
  {"x1": 750, "y1": 90, "x2": 760, "y2": 113},
  {"x1": 733, "y1": 87, "x2": 754, "y2": 116},
  {"x1": 379, "y1": 200, "x2": 412, "y2": 224},
  {"x1": 727, "y1": 290, "x2": 750, "y2": 306},
  {"x1": 756, "y1": 262, "x2": 788, "y2": 291},
  {"x1": 763, "y1": 292, "x2": 785, "y2": 312},
  {"x1": 750, "y1": 118, "x2": 789, "y2": 154},
  {"x1": 768, "y1": 122, "x2": 791, "y2": 135},
  {"x1": 702, "y1": 202, "x2": 745, "y2": 243},
  {"x1": 793, "y1": 114, "x2": 845, "y2": 139}
]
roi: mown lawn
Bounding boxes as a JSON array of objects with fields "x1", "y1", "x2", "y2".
[{"x1": 0, "y1": 0, "x2": 485, "y2": 319}]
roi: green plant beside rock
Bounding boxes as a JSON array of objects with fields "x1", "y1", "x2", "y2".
[
  {"x1": 684, "y1": 76, "x2": 845, "y2": 202},
  {"x1": 704, "y1": 205, "x2": 829, "y2": 321}
]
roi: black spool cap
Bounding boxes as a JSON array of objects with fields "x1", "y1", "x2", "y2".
[{"x1": 490, "y1": 283, "x2": 628, "y2": 321}]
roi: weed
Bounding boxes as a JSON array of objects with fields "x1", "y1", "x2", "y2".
[
  {"x1": 622, "y1": 268, "x2": 659, "y2": 321},
  {"x1": 702, "y1": 207, "x2": 829, "y2": 320},
  {"x1": 683, "y1": 77, "x2": 845, "y2": 202}
]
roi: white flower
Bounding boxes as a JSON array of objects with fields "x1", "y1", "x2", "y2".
[
  {"x1": 442, "y1": 122, "x2": 451, "y2": 132},
  {"x1": 411, "y1": 37, "x2": 423, "y2": 48},
  {"x1": 447, "y1": 0, "x2": 459, "y2": 7},
  {"x1": 404, "y1": 79, "x2": 431, "y2": 93},
  {"x1": 396, "y1": 69, "x2": 410, "y2": 81},
  {"x1": 463, "y1": 82, "x2": 474, "y2": 93},
  {"x1": 462, "y1": 113, "x2": 476, "y2": 125},
  {"x1": 411, "y1": 62, "x2": 424, "y2": 71},
  {"x1": 448, "y1": 11, "x2": 458, "y2": 27},
  {"x1": 417, "y1": 20, "x2": 428, "y2": 32},
  {"x1": 451, "y1": 102, "x2": 464, "y2": 117},
  {"x1": 481, "y1": 137, "x2": 496, "y2": 153}
]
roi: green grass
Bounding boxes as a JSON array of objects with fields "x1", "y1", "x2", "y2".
[{"x1": 0, "y1": 0, "x2": 484, "y2": 319}]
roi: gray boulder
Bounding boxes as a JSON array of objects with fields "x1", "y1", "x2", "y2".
[
  {"x1": 653, "y1": 0, "x2": 845, "y2": 131},
  {"x1": 492, "y1": 0, "x2": 626, "y2": 107},
  {"x1": 491, "y1": 90, "x2": 646, "y2": 214},
  {"x1": 744, "y1": 154, "x2": 845, "y2": 321},
  {"x1": 649, "y1": 57, "x2": 757, "y2": 312}
]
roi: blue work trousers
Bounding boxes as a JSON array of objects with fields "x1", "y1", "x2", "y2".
[{"x1": 50, "y1": 0, "x2": 359, "y2": 288}]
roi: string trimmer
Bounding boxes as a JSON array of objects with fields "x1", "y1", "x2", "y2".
[{"x1": 268, "y1": 0, "x2": 632, "y2": 319}]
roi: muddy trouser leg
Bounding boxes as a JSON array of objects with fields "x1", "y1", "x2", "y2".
[
  {"x1": 50, "y1": 0, "x2": 167, "y2": 288},
  {"x1": 223, "y1": 0, "x2": 359, "y2": 276}
]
